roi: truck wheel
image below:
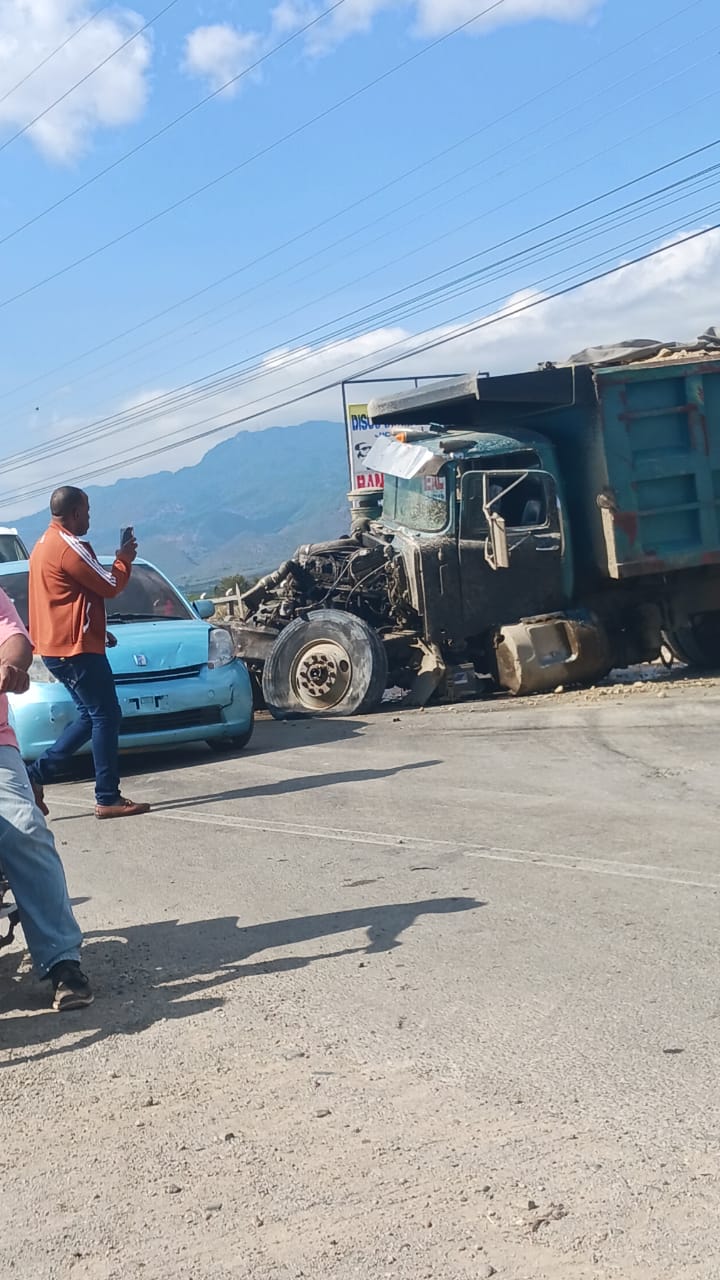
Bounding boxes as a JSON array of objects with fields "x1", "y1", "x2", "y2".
[
  {"x1": 262, "y1": 610, "x2": 388, "y2": 719},
  {"x1": 663, "y1": 614, "x2": 720, "y2": 669}
]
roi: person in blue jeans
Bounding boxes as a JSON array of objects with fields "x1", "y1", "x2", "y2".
[
  {"x1": 27, "y1": 486, "x2": 150, "y2": 820},
  {"x1": 0, "y1": 585, "x2": 91, "y2": 1011}
]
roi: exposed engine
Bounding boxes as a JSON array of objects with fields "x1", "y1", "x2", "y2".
[{"x1": 239, "y1": 530, "x2": 414, "y2": 633}]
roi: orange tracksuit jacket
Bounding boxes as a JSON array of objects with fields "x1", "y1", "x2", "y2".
[{"x1": 29, "y1": 523, "x2": 131, "y2": 658}]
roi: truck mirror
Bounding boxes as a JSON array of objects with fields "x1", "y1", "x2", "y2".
[
  {"x1": 481, "y1": 474, "x2": 510, "y2": 570},
  {"x1": 485, "y1": 511, "x2": 510, "y2": 571}
]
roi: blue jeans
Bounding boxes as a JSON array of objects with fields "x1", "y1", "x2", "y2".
[
  {"x1": 0, "y1": 745, "x2": 82, "y2": 976},
  {"x1": 29, "y1": 653, "x2": 122, "y2": 806}
]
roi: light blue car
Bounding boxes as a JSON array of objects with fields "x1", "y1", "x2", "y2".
[{"x1": 0, "y1": 558, "x2": 254, "y2": 762}]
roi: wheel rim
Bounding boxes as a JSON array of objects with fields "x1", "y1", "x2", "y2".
[{"x1": 290, "y1": 638, "x2": 353, "y2": 710}]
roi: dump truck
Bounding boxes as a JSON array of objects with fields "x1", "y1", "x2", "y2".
[{"x1": 233, "y1": 338, "x2": 720, "y2": 717}]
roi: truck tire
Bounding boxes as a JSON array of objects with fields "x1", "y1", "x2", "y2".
[
  {"x1": 262, "y1": 610, "x2": 388, "y2": 719},
  {"x1": 663, "y1": 613, "x2": 720, "y2": 669}
]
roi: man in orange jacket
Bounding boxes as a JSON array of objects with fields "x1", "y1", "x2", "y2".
[{"x1": 27, "y1": 486, "x2": 150, "y2": 820}]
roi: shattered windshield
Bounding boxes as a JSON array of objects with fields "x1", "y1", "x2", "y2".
[{"x1": 383, "y1": 474, "x2": 449, "y2": 533}]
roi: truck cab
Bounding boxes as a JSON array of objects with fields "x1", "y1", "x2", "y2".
[{"x1": 376, "y1": 426, "x2": 570, "y2": 654}]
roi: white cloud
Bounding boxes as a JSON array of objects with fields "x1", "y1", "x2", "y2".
[
  {"x1": 182, "y1": 24, "x2": 262, "y2": 95},
  {"x1": 6, "y1": 226, "x2": 720, "y2": 517},
  {"x1": 184, "y1": 0, "x2": 604, "y2": 91},
  {"x1": 271, "y1": 2, "x2": 322, "y2": 35},
  {"x1": 415, "y1": 0, "x2": 604, "y2": 37},
  {"x1": 272, "y1": 0, "x2": 604, "y2": 49},
  {"x1": 0, "y1": 0, "x2": 153, "y2": 163}
]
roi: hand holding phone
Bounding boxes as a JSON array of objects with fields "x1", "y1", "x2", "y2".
[{"x1": 117, "y1": 525, "x2": 137, "y2": 564}]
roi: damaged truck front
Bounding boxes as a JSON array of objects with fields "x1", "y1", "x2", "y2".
[{"x1": 233, "y1": 352, "x2": 720, "y2": 717}]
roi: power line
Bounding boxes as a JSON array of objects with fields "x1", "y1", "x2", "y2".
[
  {"x1": 0, "y1": 1, "x2": 505, "y2": 312},
  {"x1": 7, "y1": 219, "x2": 718, "y2": 511},
  {"x1": 3, "y1": 179, "x2": 716, "y2": 489},
  {"x1": 87, "y1": 209, "x2": 720, "y2": 428},
  {"x1": 0, "y1": 6, "x2": 715, "y2": 491},
  {"x1": 138, "y1": 119, "x2": 720, "y2": 408},
  {"x1": 115, "y1": 38, "x2": 720, "y2": 397},
  {"x1": 0, "y1": 2, "x2": 116, "y2": 108},
  {"x1": 0, "y1": 0, "x2": 350, "y2": 248},
  {"x1": 0, "y1": 0, "x2": 184, "y2": 157},
  {"x1": 1, "y1": 0, "x2": 713, "y2": 410},
  {"x1": 55, "y1": 82, "x2": 720, "y2": 423},
  {"x1": 0, "y1": 0, "x2": 703, "y2": 257},
  {"x1": 73, "y1": 195, "x2": 720, "y2": 465},
  {"x1": 367, "y1": 191, "x2": 720, "y2": 332},
  {"x1": 4, "y1": 170, "x2": 719, "y2": 487},
  {"x1": 5, "y1": 132, "x2": 717, "y2": 469},
  {"x1": 375, "y1": 233, "x2": 720, "y2": 378}
]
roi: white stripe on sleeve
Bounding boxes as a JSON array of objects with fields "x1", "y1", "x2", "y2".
[{"x1": 59, "y1": 531, "x2": 117, "y2": 587}]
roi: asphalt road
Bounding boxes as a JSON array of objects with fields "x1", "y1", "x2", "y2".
[{"x1": 2, "y1": 683, "x2": 720, "y2": 1280}]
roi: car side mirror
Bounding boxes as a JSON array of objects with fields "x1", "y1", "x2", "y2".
[{"x1": 193, "y1": 599, "x2": 215, "y2": 619}]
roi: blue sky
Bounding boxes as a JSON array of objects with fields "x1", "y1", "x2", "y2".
[{"x1": 1, "y1": 0, "x2": 720, "y2": 512}]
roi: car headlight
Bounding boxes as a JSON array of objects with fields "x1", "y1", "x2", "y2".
[
  {"x1": 28, "y1": 656, "x2": 58, "y2": 683},
  {"x1": 208, "y1": 627, "x2": 234, "y2": 669}
]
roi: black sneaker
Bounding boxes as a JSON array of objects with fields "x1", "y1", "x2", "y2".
[{"x1": 49, "y1": 960, "x2": 94, "y2": 1012}]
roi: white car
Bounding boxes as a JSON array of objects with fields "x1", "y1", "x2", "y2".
[{"x1": 0, "y1": 528, "x2": 29, "y2": 564}]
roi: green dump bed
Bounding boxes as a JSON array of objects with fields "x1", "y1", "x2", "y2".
[
  {"x1": 369, "y1": 356, "x2": 720, "y2": 586},
  {"x1": 589, "y1": 358, "x2": 720, "y2": 579}
]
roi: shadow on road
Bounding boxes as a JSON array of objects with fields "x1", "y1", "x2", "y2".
[
  {"x1": 40, "y1": 715, "x2": 372, "y2": 788},
  {"x1": 50, "y1": 759, "x2": 441, "y2": 820},
  {"x1": 0, "y1": 897, "x2": 484, "y2": 1064},
  {"x1": 146, "y1": 759, "x2": 441, "y2": 813}
]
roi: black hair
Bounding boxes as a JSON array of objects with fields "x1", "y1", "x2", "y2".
[{"x1": 50, "y1": 485, "x2": 87, "y2": 518}]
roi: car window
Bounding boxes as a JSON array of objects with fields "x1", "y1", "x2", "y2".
[
  {"x1": 461, "y1": 472, "x2": 548, "y2": 540},
  {"x1": 0, "y1": 535, "x2": 28, "y2": 564},
  {"x1": 0, "y1": 564, "x2": 193, "y2": 628},
  {"x1": 0, "y1": 571, "x2": 29, "y2": 625}
]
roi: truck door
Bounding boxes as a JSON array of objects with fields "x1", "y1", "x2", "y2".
[{"x1": 458, "y1": 469, "x2": 566, "y2": 634}]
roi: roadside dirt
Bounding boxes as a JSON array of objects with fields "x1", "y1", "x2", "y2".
[
  {"x1": 506, "y1": 661, "x2": 720, "y2": 708},
  {"x1": 1, "y1": 966, "x2": 694, "y2": 1280}
]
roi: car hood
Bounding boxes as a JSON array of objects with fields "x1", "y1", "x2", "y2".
[{"x1": 106, "y1": 619, "x2": 212, "y2": 676}]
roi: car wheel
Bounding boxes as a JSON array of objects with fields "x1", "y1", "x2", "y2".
[
  {"x1": 206, "y1": 711, "x2": 254, "y2": 753},
  {"x1": 262, "y1": 609, "x2": 388, "y2": 719}
]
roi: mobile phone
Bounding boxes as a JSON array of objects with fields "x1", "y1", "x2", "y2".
[{"x1": 120, "y1": 525, "x2": 134, "y2": 547}]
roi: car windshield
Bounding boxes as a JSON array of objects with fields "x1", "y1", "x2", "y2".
[
  {"x1": 383, "y1": 474, "x2": 449, "y2": 533},
  {"x1": 0, "y1": 564, "x2": 192, "y2": 628},
  {"x1": 107, "y1": 565, "x2": 193, "y2": 621}
]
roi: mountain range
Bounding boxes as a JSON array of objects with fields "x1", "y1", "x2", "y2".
[{"x1": 12, "y1": 421, "x2": 351, "y2": 591}]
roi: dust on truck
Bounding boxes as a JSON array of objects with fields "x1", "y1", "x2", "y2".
[{"x1": 234, "y1": 347, "x2": 720, "y2": 717}]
